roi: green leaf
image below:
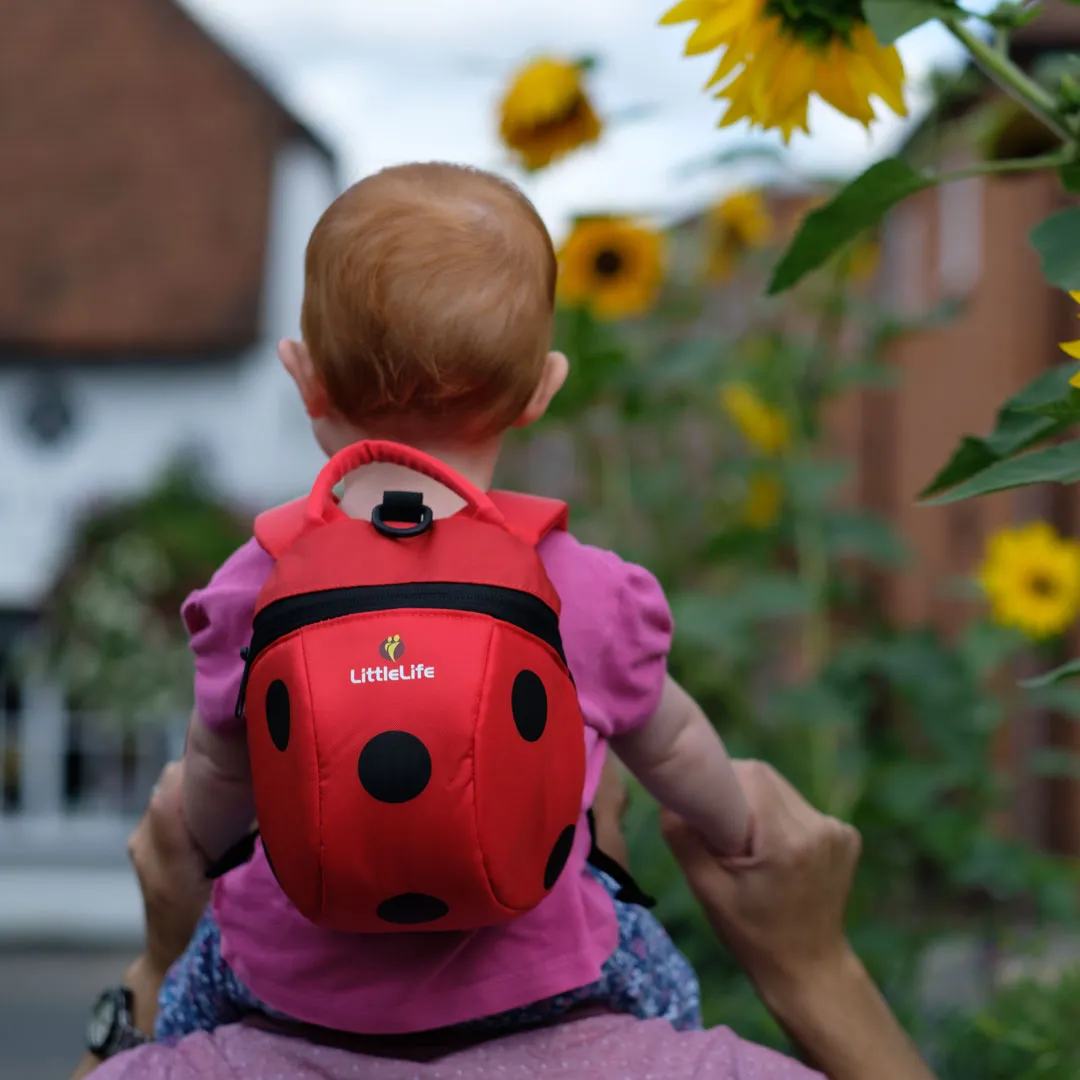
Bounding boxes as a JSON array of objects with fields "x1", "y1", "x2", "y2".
[
  {"x1": 1029, "y1": 747, "x2": 1080, "y2": 780},
  {"x1": 864, "y1": 0, "x2": 958, "y2": 45},
  {"x1": 781, "y1": 460, "x2": 851, "y2": 507},
  {"x1": 920, "y1": 364, "x2": 1080, "y2": 498},
  {"x1": 1028, "y1": 681, "x2": 1080, "y2": 717},
  {"x1": 820, "y1": 511, "x2": 908, "y2": 567},
  {"x1": 821, "y1": 360, "x2": 899, "y2": 394},
  {"x1": 1022, "y1": 658, "x2": 1080, "y2": 689},
  {"x1": 923, "y1": 437, "x2": 1080, "y2": 504},
  {"x1": 920, "y1": 437, "x2": 999, "y2": 499},
  {"x1": 1060, "y1": 163, "x2": 1080, "y2": 195},
  {"x1": 1031, "y1": 208, "x2": 1080, "y2": 290},
  {"x1": 958, "y1": 621, "x2": 1026, "y2": 678},
  {"x1": 768, "y1": 159, "x2": 932, "y2": 295},
  {"x1": 1019, "y1": 385, "x2": 1080, "y2": 422}
]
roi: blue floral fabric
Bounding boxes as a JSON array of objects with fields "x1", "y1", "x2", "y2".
[{"x1": 155, "y1": 867, "x2": 702, "y2": 1043}]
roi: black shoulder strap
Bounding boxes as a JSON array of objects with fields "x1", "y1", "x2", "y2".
[
  {"x1": 205, "y1": 829, "x2": 260, "y2": 880},
  {"x1": 585, "y1": 810, "x2": 656, "y2": 909}
]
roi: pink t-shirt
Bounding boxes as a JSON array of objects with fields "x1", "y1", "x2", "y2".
[
  {"x1": 181, "y1": 529, "x2": 673, "y2": 1034},
  {"x1": 93, "y1": 1014, "x2": 824, "y2": 1079}
]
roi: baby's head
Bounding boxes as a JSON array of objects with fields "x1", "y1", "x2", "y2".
[{"x1": 282, "y1": 162, "x2": 566, "y2": 455}]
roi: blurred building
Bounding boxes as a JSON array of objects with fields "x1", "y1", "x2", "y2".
[
  {"x1": 0, "y1": 0, "x2": 338, "y2": 940},
  {"x1": 846, "y1": 1, "x2": 1080, "y2": 852},
  {"x1": 664, "y1": 4, "x2": 1080, "y2": 857}
]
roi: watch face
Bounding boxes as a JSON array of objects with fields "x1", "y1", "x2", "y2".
[{"x1": 87, "y1": 990, "x2": 119, "y2": 1053}]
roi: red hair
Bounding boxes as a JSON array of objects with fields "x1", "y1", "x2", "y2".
[{"x1": 301, "y1": 163, "x2": 557, "y2": 441}]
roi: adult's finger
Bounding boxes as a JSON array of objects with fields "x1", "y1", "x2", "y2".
[
  {"x1": 661, "y1": 810, "x2": 737, "y2": 908},
  {"x1": 663, "y1": 759, "x2": 864, "y2": 982}
]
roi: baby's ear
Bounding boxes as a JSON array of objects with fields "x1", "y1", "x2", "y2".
[
  {"x1": 514, "y1": 351, "x2": 569, "y2": 428},
  {"x1": 279, "y1": 339, "x2": 329, "y2": 419}
]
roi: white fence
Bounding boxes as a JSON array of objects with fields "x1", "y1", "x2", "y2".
[{"x1": 0, "y1": 680, "x2": 184, "y2": 869}]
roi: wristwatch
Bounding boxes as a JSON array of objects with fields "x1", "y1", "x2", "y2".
[{"x1": 86, "y1": 986, "x2": 151, "y2": 1059}]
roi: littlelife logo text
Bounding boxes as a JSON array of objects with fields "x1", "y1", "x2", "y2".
[{"x1": 350, "y1": 663, "x2": 435, "y2": 685}]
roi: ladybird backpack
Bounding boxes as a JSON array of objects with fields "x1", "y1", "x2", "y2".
[{"x1": 206, "y1": 440, "x2": 627, "y2": 934}]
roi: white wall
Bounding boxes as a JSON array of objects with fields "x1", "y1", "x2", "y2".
[{"x1": 0, "y1": 141, "x2": 339, "y2": 609}]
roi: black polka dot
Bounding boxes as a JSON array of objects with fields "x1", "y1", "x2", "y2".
[
  {"x1": 358, "y1": 731, "x2": 432, "y2": 803},
  {"x1": 511, "y1": 670, "x2": 547, "y2": 742},
  {"x1": 377, "y1": 893, "x2": 449, "y2": 925},
  {"x1": 265, "y1": 680, "x2": 290, "y2": 751},
  {"x1": 544, "y1": 824, "x2": 576, "y2": 890}
]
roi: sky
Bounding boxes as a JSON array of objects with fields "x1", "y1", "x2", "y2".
[{"x1": 179, "y1": 0, "x2": 1001, "y2": 239}]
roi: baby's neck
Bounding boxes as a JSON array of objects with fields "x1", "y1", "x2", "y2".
[{"x1": 335, "y1": 438, "x2": 502, "y2": 520}]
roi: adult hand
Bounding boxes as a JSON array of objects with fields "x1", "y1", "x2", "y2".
[
  {"x1": 662, "y1": 759, "x2": 861, "y2": 991},
  {"x1": 126, "y1": 759, "x2": 211, "y2": 979}
]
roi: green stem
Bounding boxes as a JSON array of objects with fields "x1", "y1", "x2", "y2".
[
  {"x1": 781, "y1": 273, "x2": 848, "y2": 814},
  {"x1": 935, "y1": 149, "x2": 1076, "y2": 184},
  {"x1": 946, "y1": 18, "x2": 1075, "y2": 145}
]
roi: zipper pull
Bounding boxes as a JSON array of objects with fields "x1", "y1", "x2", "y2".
[{"x1": 234, "y1": 646, "x2": 252, "y2": 720}]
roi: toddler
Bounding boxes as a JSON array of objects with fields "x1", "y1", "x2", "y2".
[{"x1": 158, "y1": 162, "x2": 752, "y2": 1040}]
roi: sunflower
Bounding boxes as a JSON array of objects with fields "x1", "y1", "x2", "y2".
[
  {"x1": 498, "y1": 57, "x2": 602, "y2": 171},
  {"x1": 1058, "y1": 291, "x2": 1080, "y2": 389},
  {"x1": 741, "y1": 473, "x2": 783, "y2": 529},
  {"x1": 660, "y1": 0, "x2": 907, "y2": 142},
  {"x1": 844, "y1": 235, "x2": 880, "y2": 283},
  {"x1": 558, "y1": 218, "x2": 665, "y2": 319},
  {"x1": 705, "y1": 189, "x2": 773, "y2": 281},
  {"x1": 978, "y1": 522, "x2": 1080, "y2": 640},
  {"x1": 720, "y1": 382, "x2": 790, "y2": 455}
]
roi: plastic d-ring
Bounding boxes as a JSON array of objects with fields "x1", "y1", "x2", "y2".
[{"x1": 371, "y1": 491, "x2": 434, "y2": 538}]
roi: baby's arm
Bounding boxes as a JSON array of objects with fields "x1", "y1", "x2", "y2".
[
  {"x1": 182, "y1": 709, "x2": 256, "y2": 864},
  {"x1": 611, "y1": 674, "x2": 752, "y2": 856}
]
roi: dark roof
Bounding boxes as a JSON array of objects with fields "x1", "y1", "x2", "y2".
[{"x1": 0, "y1": 0, "x2": 335, "y2": 358}]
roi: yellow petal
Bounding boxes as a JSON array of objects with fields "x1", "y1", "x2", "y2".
[
  {"x1": 685, "y1": 6, "x2": 748, "y2": 55},
  {"x1": 659, "y1": 0, "x2": 717, "y2": 26},
  {"x1": 1060, "y1": 340, "x2": 1080, "y2": 359},
  {"x1": 760, "y1": 37, "x2": 817, "y2": 125},
  {"x1": 1071, "y1": 370, "x2": 1080, "y2": 389},
  {"x1": 815, "y1": 47, "x2": 876, "y2": 127},
  {"x1": 1070, "y1": 290, "x2": 1080, "y2": 305},
  {"x1": 705, "y1": 45, "x2": 744, "y2": 88},
  {"x1": 851, "y1": 26, "x2": 908, "y2": 117}
]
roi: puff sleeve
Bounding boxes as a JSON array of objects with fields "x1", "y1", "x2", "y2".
[{"x1": 180, "y1": 538, "x2": 274, "y2": 737}]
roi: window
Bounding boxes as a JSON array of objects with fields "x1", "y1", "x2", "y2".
[{"x1": 22, "y1": 373, "x2": 75, "y2": 448}]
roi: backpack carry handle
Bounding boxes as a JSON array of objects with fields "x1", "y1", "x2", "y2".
[{"x1": 306, "y1": 440, "x2": 510, "y2": 531}]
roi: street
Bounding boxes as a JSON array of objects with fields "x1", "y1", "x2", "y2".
[{"x1": 0, "y1": 950, "x2": 131, "y2": 1080}]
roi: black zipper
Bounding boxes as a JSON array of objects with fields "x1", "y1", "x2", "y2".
[{"x1": 235, "y1": 582, "x2": 566, "y2": 718}]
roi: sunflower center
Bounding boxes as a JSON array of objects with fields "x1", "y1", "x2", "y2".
[
  {"x1": 528, "y1": 92, "x2": 588, "y2": 136},
  {"x1": 764, "y1": 0, "x2": 864, "y2": 47},
  {"x1": 1027, "y1": 572, "x2": 1060, "y2": 599},
  {"x1": 593, "y1": 248, "x2": 624, "y2": 278}
]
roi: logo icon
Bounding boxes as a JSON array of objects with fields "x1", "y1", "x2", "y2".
[{"x1": 379, "y1": 634, "x2": 405, "y2": 662}]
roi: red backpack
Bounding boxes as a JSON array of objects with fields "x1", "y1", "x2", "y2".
[{"x1": 221, "y1": 440, "x2": 587, "y2": 933}]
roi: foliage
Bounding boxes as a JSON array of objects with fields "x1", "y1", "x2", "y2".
[
  {"x1": 937, "y1": 967, "x2": 1080, "y2": 1080},
  {"x1": 758, "y1": 2, "x2": 1080, "y2": 696},
  {"x1": 501, "y1": 207, "x2": 1080, "y2": 1050},
  {"x1": 16, "y1": 459, "x2": 251, "y2": 726}
]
